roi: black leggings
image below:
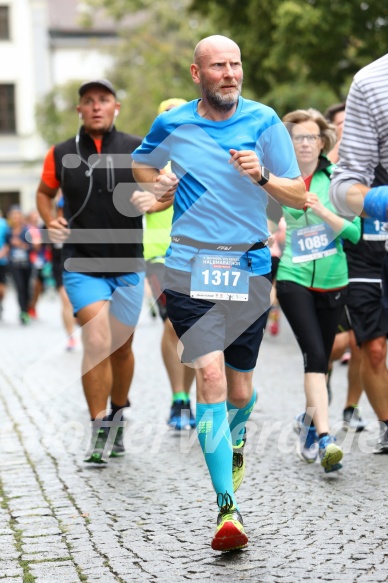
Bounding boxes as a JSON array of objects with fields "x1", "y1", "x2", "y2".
[
  {"x1": 276, "y1": 280, "x2": 346, "y2": 373},
  {"x1": 10, "y1": 264, "x2": 32, "y2": 313}
]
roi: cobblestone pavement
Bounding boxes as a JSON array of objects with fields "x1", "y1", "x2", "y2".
[{"x1": 0, "y1": 287, "x2": 387, "y2": 582}]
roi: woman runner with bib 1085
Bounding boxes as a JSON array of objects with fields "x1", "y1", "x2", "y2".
[{"x1": 276, "y1": 108, "x2": 361, "y2": 473}]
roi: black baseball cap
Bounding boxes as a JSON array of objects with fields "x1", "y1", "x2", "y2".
[{"x1": 78, "y1": 79, "x2": 116, "y2": 97}]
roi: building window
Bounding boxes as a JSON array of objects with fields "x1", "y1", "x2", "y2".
[
  {"x1": 0, "y1": 191, "x2": 20, "y2": 216},
  {"x1": 0, "y1": 84, "x2": 16, "y2": 133},
  {"x1": 0, "y1": 6, "x2": 9, "y2": 40}
]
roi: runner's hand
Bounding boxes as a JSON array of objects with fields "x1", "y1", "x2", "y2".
[
  {"x1": 229, "y1": 149, "x2": 261, "y2": 183},
  {"x1": 47, "y1": 217, "x2": 70, "y2": 243},
  {"x1": 154, "y1": 173, "x2": 179, "y2": 202},
  {"x1": 303, "y1": 192, "x2": 327, "y2": 218},
  {"x1": 130, "y1": 190, "x2": 158, "y2": 214}
]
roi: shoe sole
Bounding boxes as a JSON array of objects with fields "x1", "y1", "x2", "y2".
[
  {"x1": 295, "y1": 438, "x2": 318, "y2": 463},
  {"x1": 211, "y1": 521, "x2": 248, "y2": 552},
  {"x1": 320, "y1": 444, "x2": 343, "y2": 471},
  {"x1": 84, "y1": 454, "x2": 108, "y2": 465},
  {"x1": 373, "y1": 444, "x2": 388, "y2": 454},
  {"x1": 110, "y1": 450, "x2": 126, "y2": 457},
  {"x1": 84, "y1": 443, "x2": 112, "y2": 464},
  {"x1": 295, "y1": 436, "x2": 318, "y2": 463},
  {"x1": 342, "y1": 422, "x2": 367, "y2": 433},
  {"x1": 296, "y1": 446, "x2": 318, "y2": 463}
]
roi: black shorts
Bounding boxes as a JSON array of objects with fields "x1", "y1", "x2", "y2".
[
  {"x1": 346, "y1": 281, "x2": 388, "y2": 345},
  {"x1": 337, "y1": 306, "x2": 351, "y2": 334},
  {"x1": 146, "y1": 261, "x2": 168, "y2": 321},
  {"x1": 164, "y1": 268, "x2": 272, "y2": 371},
  {"x1": 382, "y1": 253, "x2": 388, "y2": 315},
  {"x1": 271, "y1": 256, "x2": 280, "y2": 281},
  {"x1": 0, "y1": 265, "x2": 7, "y2": 285},
  {"x1": 51, "y1": 247, "x2": 63, "y2": 289}
]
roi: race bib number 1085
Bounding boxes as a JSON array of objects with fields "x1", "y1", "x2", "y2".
[{"x1": 291, "y1": 222, "x2": 337, "y2": 263}]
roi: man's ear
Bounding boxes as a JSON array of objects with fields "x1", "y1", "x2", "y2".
[{"x1": 190, "y1": 63, "x2": 201, "y2": 85}]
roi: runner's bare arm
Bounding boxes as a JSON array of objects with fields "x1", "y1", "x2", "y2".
[
  {"x1": 36, "y1": 181, "x2": 70, "y2": 243},
  {"x1": 132, "y1": 162, "x2": 179, "y2": 203},
  {"x1": 229, "y1": 149, "x2": 306, "y2": 209}
]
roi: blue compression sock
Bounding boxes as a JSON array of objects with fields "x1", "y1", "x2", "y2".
[
  {"x1": 196, "y1": 402, "x2": 238, "y2": 509},
  {"x1": 227, "y1": 388, "x2": 257, "y2": 446}
]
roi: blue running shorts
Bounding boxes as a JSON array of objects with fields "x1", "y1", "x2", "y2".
[{"x1": 63, "y1": 271, "x2": 145, "y2": 326}]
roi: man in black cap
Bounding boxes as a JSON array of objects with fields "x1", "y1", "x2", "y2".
[{"x1": 36, "y1": 79, "x2": 151, "y2": 464}]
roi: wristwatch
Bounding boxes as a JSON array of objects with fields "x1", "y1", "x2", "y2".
[{"x1": 258, "y1": 166, "x2": 270, "y2": 186}]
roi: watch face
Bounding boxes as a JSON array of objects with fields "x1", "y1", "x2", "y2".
[{"x1": 258, "y1": 166, "x2": 270, "y2": 185}]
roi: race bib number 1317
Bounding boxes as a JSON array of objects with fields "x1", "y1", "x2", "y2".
[{"x1": 190, "y1": 254, "x2": 249, "y2": 301}]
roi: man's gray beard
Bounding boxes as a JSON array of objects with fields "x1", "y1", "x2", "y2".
[{"x1": 206, "y1": 89, "x2": 240, "y2": 112}]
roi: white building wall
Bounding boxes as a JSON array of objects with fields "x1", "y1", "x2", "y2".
[
  {"x1": 51, "y1": 46, "x2": 114, "y2": 86},
  {"x1": 0, "y1": 0, "x2": 50, "y2": 213},
  {"x1": 0, "y1": 0, "x2": 116, "y2": 213}
]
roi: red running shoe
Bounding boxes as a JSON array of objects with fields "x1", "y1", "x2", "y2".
[{"x1": 211, "y1": 493, "x2": 248, "y2": 552}]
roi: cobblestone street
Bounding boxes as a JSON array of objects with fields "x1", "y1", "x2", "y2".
[{"x1": 0, "y1": 288, "x2": 387, "y2": 582}]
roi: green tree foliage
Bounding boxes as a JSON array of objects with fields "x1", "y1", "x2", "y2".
[
  {"x1": 35, "y1": 81, "x2": 81, "y2": 145},
  {"x1": 190, "y1": 0, "x2": 388, "y2": 115},
  {"x1": 100, "y1": 0, "x2": 212, "y2": 136},
  {"x1": 36, "y1": 0, "x2": 213, "y2": 142},
  {"x1": 37, "y1": 0, "x2": 388, "y2": 143}
]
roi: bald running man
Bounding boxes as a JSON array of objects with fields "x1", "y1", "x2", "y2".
[{"x1": 132, "y1": 35, "x2": 306, "y2": 552}]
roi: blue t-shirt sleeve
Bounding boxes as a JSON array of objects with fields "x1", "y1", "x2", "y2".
[
  {"x1": 132, "y1": 116, "x2": 171, "y2": 170},
  {"x1": 257, "y1": 116, "x2": 301, "y2": 179}
]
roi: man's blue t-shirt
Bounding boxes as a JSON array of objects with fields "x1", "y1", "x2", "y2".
[{"x1": 132, "y1": 97, "x2": 300, "y2": 274}]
